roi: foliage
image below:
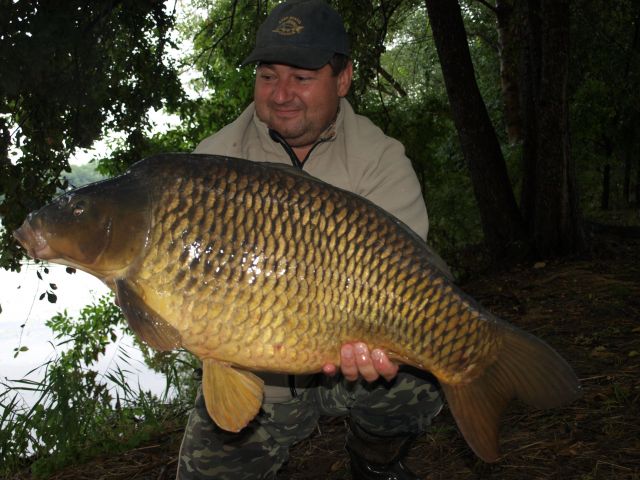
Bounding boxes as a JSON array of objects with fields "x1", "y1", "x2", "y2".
[
  {"x1": 570, "y1": 0, "x2": 640, "y2": 214},
  {"x1": 95, "y1": 0, "x2": 261, "y2": 177},
  {"x1": 62, "y1": 163, "x2": 106, "y2": 190},
  {"x1": 0, "y1": 0, "x2": 184, "y2": 269},
  {"x1": 339, "y1": 2, "x2": 496, "y2": 256},
  {"x1": 0, "y1": 295, "x2": 196, "y2": 478},
  {"x1": 2, "y1": 0, "x2": 638, "y2": 266}
]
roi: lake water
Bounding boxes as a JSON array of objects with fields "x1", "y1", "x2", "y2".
[{"x1": 0, "y1": 262, "x2": 168, "y2": 408}]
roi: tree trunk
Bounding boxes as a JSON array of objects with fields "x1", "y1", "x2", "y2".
[
  {"x1": 424, "y1": 0, "x2": 529, "y2": 260},
  {"x1": 519, "y1": 0, "x2": 585, "y2": 257},
  {"x1": 623, "y1": 147, "x2": 631, "y2": 205},
  {"x1": 636, "y1": 154, "x2": 640, "y2": 205},
  {"x1": 496, "y1": 0, "x2": 523, "y2": 145},
  {"x1": 601, "y1": 164, "x2": 610, "y2": 210},
  {"x1": 600, "y1": 134, "x2": 614, "y2": 210},
  {"x1": 519, "y1": 0, "x2": 541, "y2": 232}
]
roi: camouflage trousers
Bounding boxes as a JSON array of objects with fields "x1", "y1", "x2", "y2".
[{"x1": 177, "y1": 369, "x2": 443, "y2": 479}]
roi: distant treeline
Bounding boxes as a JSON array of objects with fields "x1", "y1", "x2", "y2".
[{"x1": 61, "y1": 163, "x2": 106, "y2": 191}]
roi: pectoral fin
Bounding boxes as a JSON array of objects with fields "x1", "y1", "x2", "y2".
[
  {"x1": 115, "y1": 279, "x2": 182, "y2": 351},
  {"x1": 202, "y1": 358, "x2": 265, "y2": 432}
]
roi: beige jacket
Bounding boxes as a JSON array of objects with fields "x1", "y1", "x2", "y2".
[{"x1": 195, "y1": 98, "x2": 429, "y2": 241}]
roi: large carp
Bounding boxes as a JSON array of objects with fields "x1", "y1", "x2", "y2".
[{"x1": 14, "y1": 153, "x2": 580, "y2": 462}]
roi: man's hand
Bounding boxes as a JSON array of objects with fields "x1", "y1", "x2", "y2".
[{"x1": 322, "y1": 342, "x2": 399, "y2": 383}]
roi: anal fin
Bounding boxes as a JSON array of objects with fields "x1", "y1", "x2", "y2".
[
  {"x1": 202, "y1": 358, "x2": 265, "y2": 432},
  {"x1": 115, "y1": 279, "x2": 182, "y2": 351}
]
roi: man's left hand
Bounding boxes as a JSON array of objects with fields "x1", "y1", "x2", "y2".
[{"x1": 322, "y1": 342, "x2": 399, "y2": 383}]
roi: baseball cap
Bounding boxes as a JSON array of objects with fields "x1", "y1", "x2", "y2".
[{"x1": 242, "y1": 0, "x2": 350, "y2": 69}]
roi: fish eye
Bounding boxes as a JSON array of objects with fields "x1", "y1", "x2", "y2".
[{"x1": 72, "y1": 201, "x2": 85, "y2": 216}]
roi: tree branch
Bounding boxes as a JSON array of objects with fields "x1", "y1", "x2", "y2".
[
  {"x1": 192, "y1": 0, "x2": 240, "y2": 68},
  {"x1": 376, "y1": 65, "x2": 408, "y2": 97},
  {"x1": 472, "y1": 0, "x2": 498, "y2": 14}
]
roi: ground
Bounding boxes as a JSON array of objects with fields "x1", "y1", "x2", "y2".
[{"x1": 16, "y1": 229, "x2": 640, "y2": 480}]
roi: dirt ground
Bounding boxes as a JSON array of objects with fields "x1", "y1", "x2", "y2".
[{"x1": 22, "y1": 229, "x2": 640, "y2": 480}]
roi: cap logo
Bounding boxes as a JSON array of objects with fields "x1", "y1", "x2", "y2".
[{"x1": 272, "y1": 16, "x2": 304, "y2": 36}]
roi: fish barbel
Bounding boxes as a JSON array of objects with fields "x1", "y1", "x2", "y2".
[{"x1": 13, "y1": 153, "x2": 580, "y2": 461}]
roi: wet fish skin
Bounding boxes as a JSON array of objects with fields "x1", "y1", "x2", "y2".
[
  {"x1": 12, "y1": 172, "x2": 150, "y2": 283},
  {"x1": 134, "y1": 156, "x2": 497, "y2": 380},
  {"x1": 13, "y1": 153, "x2": 580, "y2": 462}
]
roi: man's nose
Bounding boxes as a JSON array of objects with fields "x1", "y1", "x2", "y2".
[{"x1": 272, "y1": 78, "x2": 294, "y2": 103}]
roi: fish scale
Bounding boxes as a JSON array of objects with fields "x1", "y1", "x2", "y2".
[
  {"x1": 139, "y1": 158, "x2": 487, "y2": 378},
  {"x1": 13, "y1": 153, "x2": 580, "y2": 462}
]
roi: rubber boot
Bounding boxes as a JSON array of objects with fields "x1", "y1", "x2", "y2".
[{"x1": 345, "y1": 420, "x2": 420, "y2": 480}]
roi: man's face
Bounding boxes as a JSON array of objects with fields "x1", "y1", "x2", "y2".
[{"x1": 254, "y1": 62, "x2": 352, "y2": 149}]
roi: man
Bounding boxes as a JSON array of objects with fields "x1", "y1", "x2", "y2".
[{"x1": 178, "y1": 1, "x2": 444, "y2": 478}]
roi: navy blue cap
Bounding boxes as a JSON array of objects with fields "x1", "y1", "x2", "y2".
[{"x1": 242, "y1": 0, "x2": 350, "y2": 69}]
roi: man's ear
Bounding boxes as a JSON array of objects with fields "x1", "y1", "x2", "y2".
[{"x1": 337, "y1": 60, "x2": 353, "y2": 97}]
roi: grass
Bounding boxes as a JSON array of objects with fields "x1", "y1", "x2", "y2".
[{"x1": 0, "y1": 295, "x2": 197, "y2": 479}]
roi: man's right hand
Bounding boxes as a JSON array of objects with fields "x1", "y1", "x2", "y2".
[{"x1": 322, "y1": 342, "x2": 399, "y2": 383}]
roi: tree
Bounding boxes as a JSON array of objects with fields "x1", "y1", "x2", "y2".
[
  {"x1": 424, "y1": 0, "x2": 530, "y2": 260},
  {"x1": 0, "y1": 0, "x2": 183, "y2": 269},
  {"x1": 570, "y1": 0, "x2": 640, "y2": 213},
  {"x1": 518, "y1": 0, "x2": 585, "y2": 256},
  {"x1": 424, "y1": 0, "x2": 588, "y2": 259},
  {"x1": 494, "y1": 0, "x2": 524, "y2": 145}
]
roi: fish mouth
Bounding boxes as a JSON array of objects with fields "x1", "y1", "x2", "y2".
[{"x1": 13, "y1": 220, "x2": 57, "y2": 260}]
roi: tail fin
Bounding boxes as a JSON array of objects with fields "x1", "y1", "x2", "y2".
[{"x1": 440, "y1": 325, "x2": 580, "y2": 462}]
